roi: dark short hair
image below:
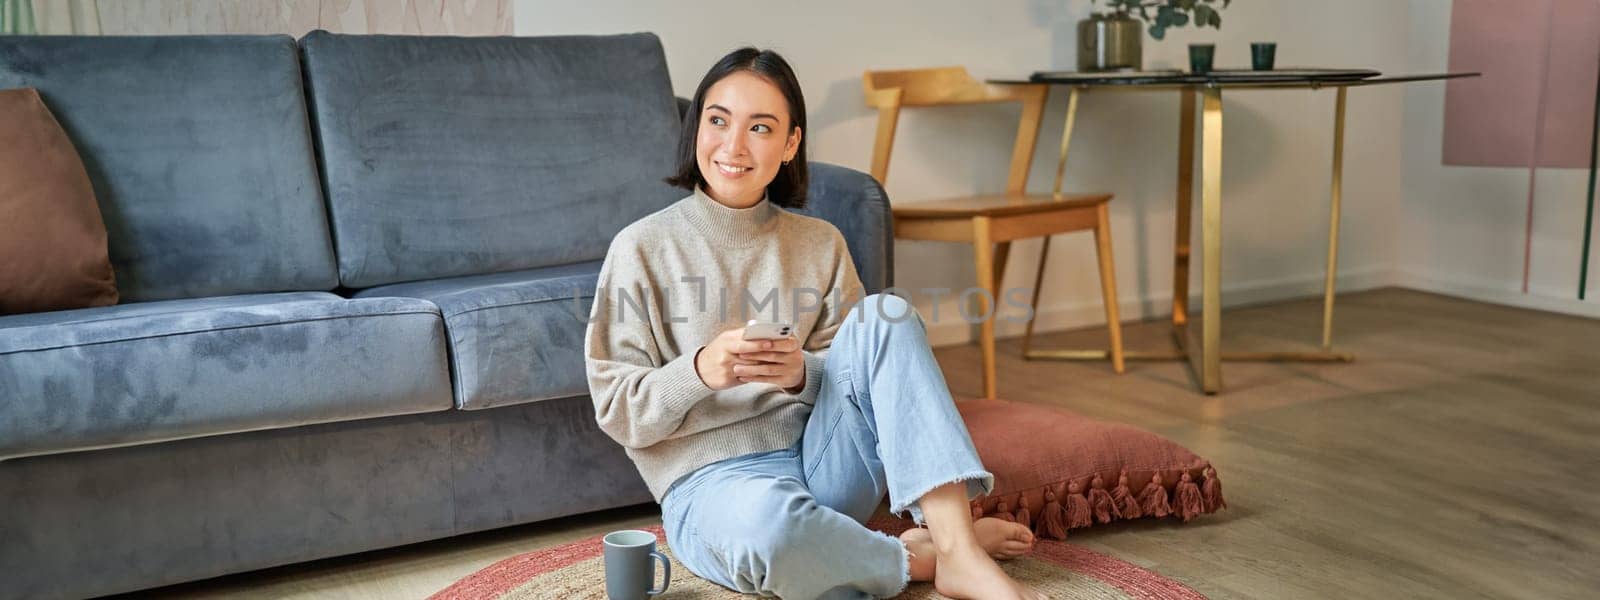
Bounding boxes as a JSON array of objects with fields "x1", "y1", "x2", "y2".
[{"x1": 665, "y1": 47, "x2": 809, "y2": 209}]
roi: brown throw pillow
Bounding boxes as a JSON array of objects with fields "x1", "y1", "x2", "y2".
[
  {"x1": 0, "y1": 87, "x2": 118, "y2": 314},
  {"x1": 952, "y1": 398, "x2": 1227, "y2": 540}
]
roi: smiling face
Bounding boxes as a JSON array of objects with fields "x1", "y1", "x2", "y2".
[{"x1": 695, "y1": 71, "x2": 803, "y2": 208}]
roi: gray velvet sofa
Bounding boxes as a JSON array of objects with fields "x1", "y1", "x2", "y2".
[{"x1": 0, "y1": 32, "x2": 891, "y2": 599}]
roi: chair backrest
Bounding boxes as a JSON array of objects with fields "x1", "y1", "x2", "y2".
[{"x1": 862, "y1": 66, "x2": 1047, "y2": 194}]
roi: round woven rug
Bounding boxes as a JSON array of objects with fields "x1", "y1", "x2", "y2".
[{"x1": 430, "y1": 519, "x2": 1206, "y2": 599}]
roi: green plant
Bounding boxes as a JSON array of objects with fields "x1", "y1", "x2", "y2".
[{"x1": 1094, "y1": 0, "x2": 1232, "y2": 40}]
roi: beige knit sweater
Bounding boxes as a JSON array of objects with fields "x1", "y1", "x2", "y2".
[{"x1": 583, "y1": 187, "x2": 865, "y2": 500}]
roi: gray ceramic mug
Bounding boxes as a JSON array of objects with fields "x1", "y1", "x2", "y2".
[{"x1": 603, "y1": 529, "x2": 670, "y2": 600}]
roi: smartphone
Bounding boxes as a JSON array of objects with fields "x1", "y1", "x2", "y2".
[{"x1": 741, "y1": 320, "x2": 793, "y2": 341}]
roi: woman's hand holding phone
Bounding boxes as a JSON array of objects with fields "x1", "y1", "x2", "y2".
[{"x1": 694, "y1": 325, "x2": 804, "y2": 392}]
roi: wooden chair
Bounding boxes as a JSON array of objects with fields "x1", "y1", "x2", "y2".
[{"x1": 863, "y1": 66, "x2": 1125, "y2": 399}]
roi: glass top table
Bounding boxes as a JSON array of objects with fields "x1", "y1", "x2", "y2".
[
  {"x1": 983, "y1": 70, "x2": 1479, "y2": 394},
  {"x1": 995, "y1": 69, "x2": 1475, "y2": 88}
]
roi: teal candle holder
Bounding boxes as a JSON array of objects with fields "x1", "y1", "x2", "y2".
[
  {"x1": 1251, "y1": 42, "x2": 1277, "y2": 71},
  {"x1": 1189, "y1": 44, "x2": 1216, "y2": 74}
]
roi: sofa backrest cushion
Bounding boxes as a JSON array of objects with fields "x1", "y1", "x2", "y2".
[
  {"x1": 0, "y1": 35, "x2": 338, "y2": 301},
  {"x1": 299, "y1": 31, "x2": 685, "y2": 289}
]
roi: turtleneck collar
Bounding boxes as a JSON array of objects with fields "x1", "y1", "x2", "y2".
[{"x1": 680, "y1": 185, "x2": 781, "y2": 247}]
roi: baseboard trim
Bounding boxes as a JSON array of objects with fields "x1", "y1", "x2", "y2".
[
  {"x1": 918, "y1": 266, "x2": 1600, "y2": 348},
  {"x1": 919, "y1": 266, "x2": 1398, "y2": 348},
  {"x1": 1389, "y1": 269, "x2": 1600, "y2": 320}
]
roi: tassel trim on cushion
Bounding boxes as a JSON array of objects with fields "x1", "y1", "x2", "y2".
[
  {"x1": 1037, "y1": 488, "x2": 1069, "y2": 541},
  {"x1": 1013, "y1": 494, "x2": 1033, "y2": 530},
  {"x1": 1175, "y1": 472, "x2": 1204, "y2": 522},
  {"x1": 991, "y1": 498, "x2": 1017, "y2": 522},
  {"x1": 1138, "y1": 473, "x2": 1171, "y2": 518},
  {"x1": 1202, "y1": 466, "x2": 1227, "y2": 512},
  {"x1": 1089, "y1": 475, "x2": 1119, "y2": 523},
  {"x1": 1065, "y1": 481, "x2": 1093, "y2": 529},
  {"x1": 962, "y1": 466, "x2": 1229, "y2": 539},
  {"x1": 1112, "y1": 472, "x2": 1142, "y2": 520}
]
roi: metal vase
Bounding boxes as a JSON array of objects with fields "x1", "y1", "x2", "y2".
[{"x1": 1077, "y1": 13, "x2": 1142, "y2": 72}]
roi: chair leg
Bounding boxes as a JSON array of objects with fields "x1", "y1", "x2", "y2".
[
  {"x1": 993, "y1": 241, "x2": 1011, "y2": 296},
  {"x1": 972, "y1": 218, "x2": 998, "y2": 399},
  {"x1": 1094, "y1": 204, "x2": 1126, "y2": 374}
]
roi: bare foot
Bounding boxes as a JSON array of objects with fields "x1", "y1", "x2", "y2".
[
  {"x1": 933, "y1": 544, "x2": 1048, "y2": 600},
  {"x1": 901, "y1": 520, "x2": 1032, "y2": 564},
  {"x1": 899, "y1": 529, "x2": 938, "y2": 582},
  {"x1": 973, "y1": 517, "x2": 1034, "y2": 559}
]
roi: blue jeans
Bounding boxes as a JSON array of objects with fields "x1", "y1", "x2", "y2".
[{"x1": 660, "y1": 294, "x2": 994, "y2": 599}]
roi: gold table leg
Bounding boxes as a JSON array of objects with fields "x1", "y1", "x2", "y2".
[
  {"x1": 1173, "y1": 89, "x2": 1196, "y2": 334},
  {"x1": 1322, "y1": 87, "x2": 1347, "y2": 350},
  {"x1": 1020, "y1": 236, "x2": 1051, "y2": 356},
  {"x1": 1196, "y1": 87, "x2": 1224, "y2": 393},
  {"x1": 1051, "y1": 87, "x2": 1082, "y2": 196},
  {"x1": 1030, "y1": 86, "x2": 1356, "y2": 389},
  {"x1": 1021, "y1": 86, "x2": 1128, "y2": 371},
  {"x1": 1023, "y1": 87, "x2": 1083, "y2": 361}
]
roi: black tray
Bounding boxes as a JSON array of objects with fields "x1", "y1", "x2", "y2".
[
  {"x1": 1028, "y1": 67, "x2": 1382, "y2": 85},
  {"x1": 1202, "y1": 68, "x2": 1382, "y2": 82}
]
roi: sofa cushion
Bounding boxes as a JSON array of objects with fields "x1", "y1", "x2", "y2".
[
  {"x1": 300, "y1": 31, "x2": 684, "y2": 289},
  {"x1": 355, "y1": 261, "x2": 602, "y2": 410},
  {"x1": 0, "y1": 35, "x2": 338, "y2": 301},
  {"x1": 0, "y1": 293, "x2": 453, "y2": 461},
  {"x1": 0, "y1": 87, "x2": 118, "y2": 315}
]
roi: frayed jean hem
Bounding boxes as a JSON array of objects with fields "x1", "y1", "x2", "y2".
[{"x1": 894, "y1": 470, "x2": 995, "y2": 526}]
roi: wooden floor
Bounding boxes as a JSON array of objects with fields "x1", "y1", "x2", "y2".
[{"x1": 128, "y1": 288, "x2": 1600, "y2": 599}]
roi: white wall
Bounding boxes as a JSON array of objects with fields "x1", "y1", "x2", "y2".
[
  {"x1": 518, "y1": 0, "x2": 1594, "y2": 344},
  {"x1": 1399, "y1": 1, "x2": 1600, "y2": 318},
  {"x1": 25, "y1": 1, "x2": 1595, "y2": 341}
]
